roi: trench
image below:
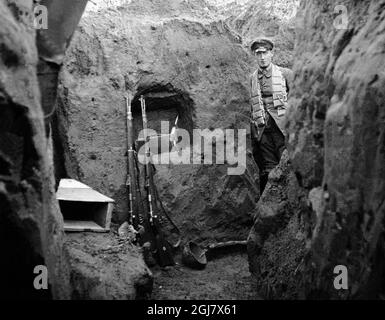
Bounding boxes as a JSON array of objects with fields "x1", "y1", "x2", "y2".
[
  {"x1": 23, "y1": 0, "x2": 263, "y2": 299},
  {"x1": 147, "y1": 240, "x2": 261, "y2": 300},
  {"x1": 2, "y1": 0, "x2": 385, "y2": 301},
  {"x1": 120, "y1": 85, "x2": 258, "y2": 299},
  {"x1": 52, "y1": 81, "x2": 259, "y2": 299},
  {"x1": 150, "y1": 252, "x2": 260, "y2": 300}
]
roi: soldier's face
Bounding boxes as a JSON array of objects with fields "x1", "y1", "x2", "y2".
[{"x1": 255, "y1": 50, "x2": 273, "y2": 68}]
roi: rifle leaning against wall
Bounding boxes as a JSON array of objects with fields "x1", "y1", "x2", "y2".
[
  {"x1": 125, "y1": 94, "x2": 140, "y2": 230},
  {"x1": 140, "y1": 95, "x2": 175, "y2": 267},
  {"x1": 125, "y1": 94, "x2": 156, "y2": 257}
]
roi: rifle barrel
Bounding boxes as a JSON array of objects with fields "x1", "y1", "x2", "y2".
[
  {"x1": 140, "y1": 95, "x2": 154, "y2": 221},
  {"x1": 125, "y1": 94, "x2": 140, "y2": 229}
]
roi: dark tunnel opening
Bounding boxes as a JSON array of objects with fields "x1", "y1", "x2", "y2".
[{"x1": 131, "y1": 85, "x2": 195, "y2": 145}]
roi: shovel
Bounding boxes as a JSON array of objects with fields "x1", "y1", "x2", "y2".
[{"x1": 182, "y1": 240, "x2": 247, "y2": 270}]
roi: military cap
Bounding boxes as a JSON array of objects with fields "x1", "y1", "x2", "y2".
[{"x1": 250, "y1": 37, "x2": 274, "y2": 53}]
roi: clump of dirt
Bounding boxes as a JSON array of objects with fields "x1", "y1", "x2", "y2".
[
  {"x1": 151, "y1": 253, "x2": 260, "y2": 300},
  {"x1": 247, "y1": 151, "x2": 308, "y2": 299},
  {"x1": 65, "y1": 227, "x2": 153, "y2": 299}
]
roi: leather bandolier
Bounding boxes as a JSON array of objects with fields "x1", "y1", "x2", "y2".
[{"x1": 250, "y1": 63, "x2": 288, "y2": 141}]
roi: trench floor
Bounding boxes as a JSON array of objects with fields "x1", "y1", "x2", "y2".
[{"x1": 150, "y1": 253, "x2": 261, "y2": 300}]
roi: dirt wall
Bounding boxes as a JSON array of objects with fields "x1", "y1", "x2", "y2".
[
  {"x1": 0, "y1": 0, "x2": 70, "y2": 299},
  {"x1": 248, "y1": 0, "x2": 385, "y2": 299},
  {"x1": 0, "y1": 0, "x2": 154, "y2": 300},
  {"x1": 56, "y1": 0, "x2": 268, "y2": 244}
]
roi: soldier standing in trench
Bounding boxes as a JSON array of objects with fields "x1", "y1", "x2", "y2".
[{"x1": 249, "y1": 38, "x2": 293, "y2": 193}]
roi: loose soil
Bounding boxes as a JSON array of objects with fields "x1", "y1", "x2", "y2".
[
  {"x1": 64, "y1": 226, "x2": 259, "y2": 300},
  {"x1": 65, "y1": 231, "x2": 152, "y2": 300},
  {"x1": 150, "y1": 253, "x2": 261, "y2": 300}
]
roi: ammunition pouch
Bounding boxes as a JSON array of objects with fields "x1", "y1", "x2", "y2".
[
  {"x1": 272, "y1": 93, "x2": 287, "y2": 117},
  {"x1": 251, "y1": 64, "x2": 288, "y2": 128},
  {"x1": 251, "y1": 106, "x2": 266, "y2": 128}
]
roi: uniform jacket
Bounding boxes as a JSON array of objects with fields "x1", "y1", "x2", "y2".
[{"x1": 250, "y1": 63, "x2": 293, "y2": 140}]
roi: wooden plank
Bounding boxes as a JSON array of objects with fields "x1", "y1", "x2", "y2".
[
  {"x1": 56, "y1": 179, "x2": 114, "y2": 202},
  {"x1": 57, "y1": 188, "x2": 114, "y2": 202},
  {"x1": 64, "y1": 220, "x2": 107, "y2": 232},
  {"x1": 58, "y1": 179, "x2": 90, "y2": 189},
  {"x1": 104, "y1": 203, "x2": 113, "y2": 231}
]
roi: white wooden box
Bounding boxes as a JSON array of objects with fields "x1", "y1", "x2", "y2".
[{"x1": 56, "y1": 179, "x2": 114, "y2": 232}]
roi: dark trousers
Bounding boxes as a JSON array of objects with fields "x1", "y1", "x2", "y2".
[{"x1": 252, "y1": 115, "x2": 285, "y2": 193}]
